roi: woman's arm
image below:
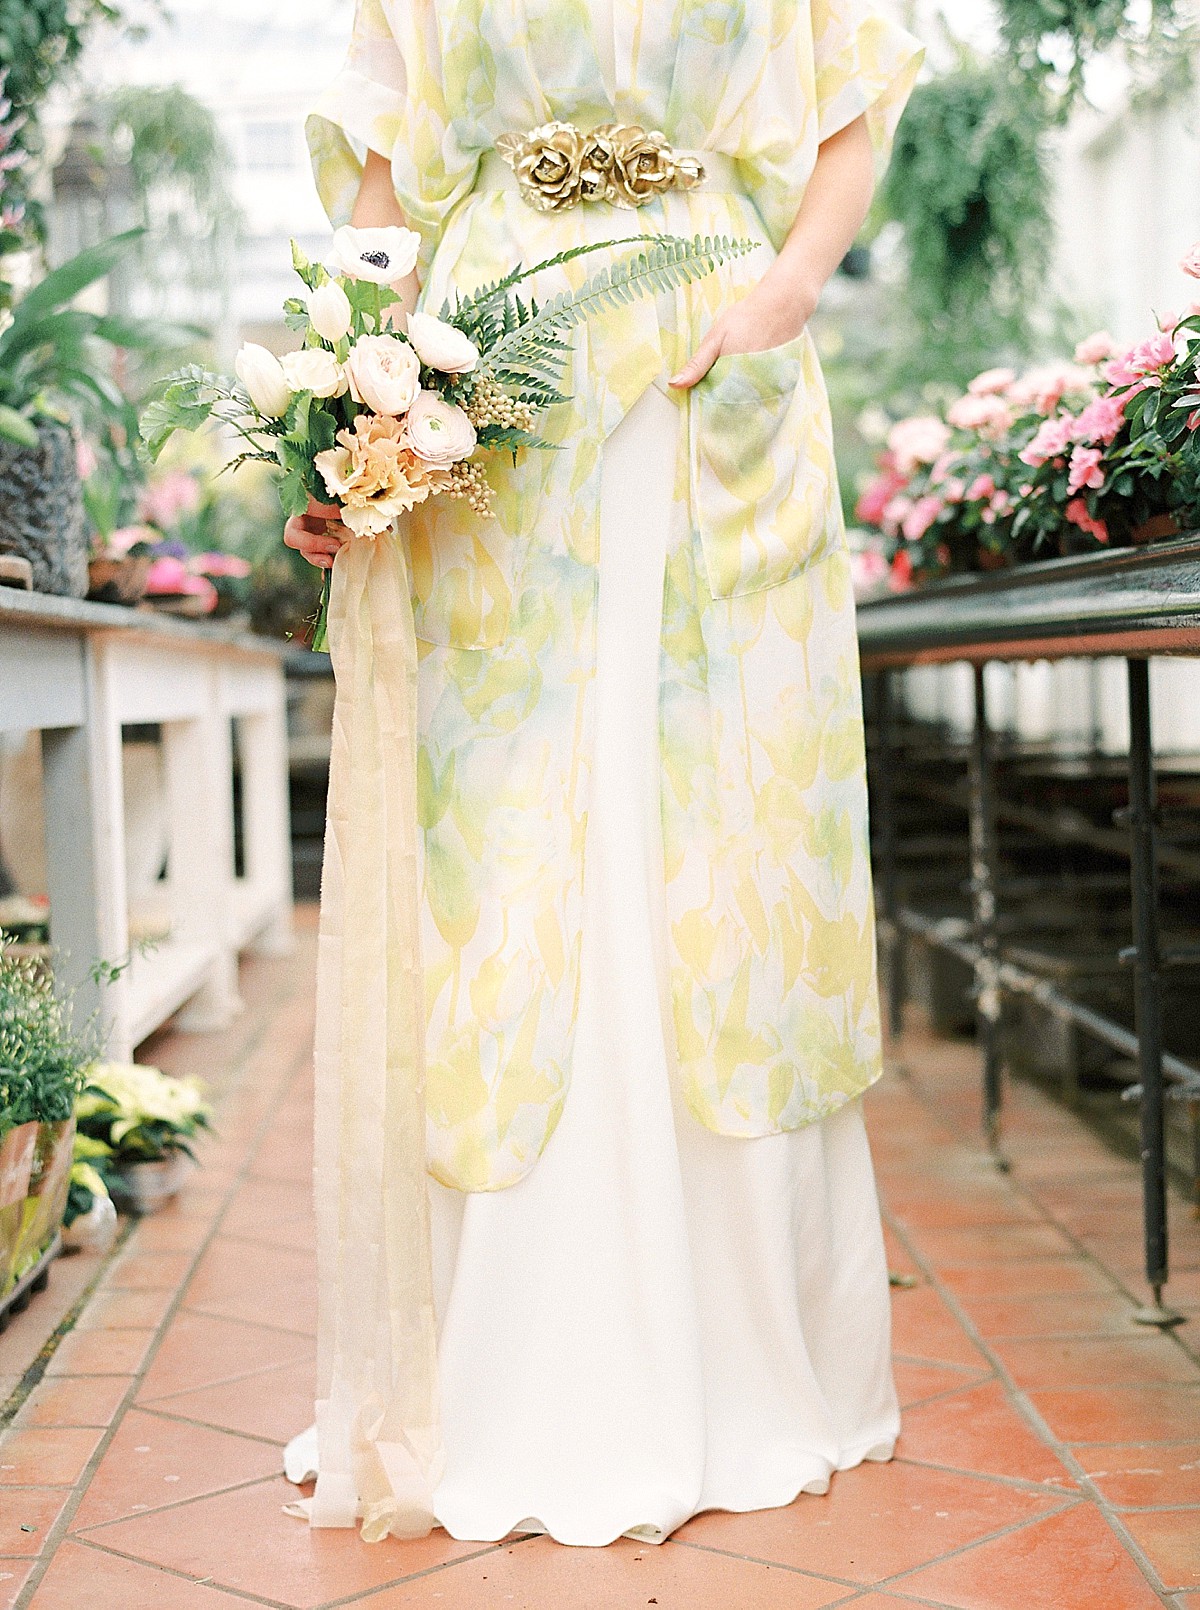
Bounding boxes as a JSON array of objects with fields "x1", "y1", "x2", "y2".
[
  {"x1": 285, "y1": 149, "x2": 418, "y2": 568},
  {"x1": 669, "y1": 113, "x2": 875, "y2": 389}
]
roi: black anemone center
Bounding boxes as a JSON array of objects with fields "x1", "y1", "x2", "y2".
[{"x1": 360, "y1": 249, "x2": 390, "y2": 269}]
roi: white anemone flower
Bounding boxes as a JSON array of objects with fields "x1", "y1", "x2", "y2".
[{"x1": 329, "y1": 224, "x2": 421, "y2": 287}]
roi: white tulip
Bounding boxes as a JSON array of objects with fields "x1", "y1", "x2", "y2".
[
  {"x1": 406, "y1": 310, "x2": 479, "y2": 375},
  {"x1": 345, "y1": 333, "x2": 421, "y2": 417},
  {"x1": 405, "y1": 389, "x2": 478, "y2": 466},
  {"x1": 280, "y1": 346, "x2": 348, "y2": 398},
  {"x1": 234, "y1": 343, "x2": 290, "y2": 418},
  {"x1": 330, "y1": 224, "x2": 421, "y2": 287},
  {"x1": 306, "y1": 279, "x2": 353, "y2": 342}
]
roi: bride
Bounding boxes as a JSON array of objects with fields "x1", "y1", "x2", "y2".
[{"x1": 283, "y1": 0, "x2": 923, "y2": 1549}]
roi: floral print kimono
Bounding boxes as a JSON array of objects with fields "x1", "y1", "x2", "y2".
[{"x1": 307, "y1": 0, "x2": 922, "y2": 1198}]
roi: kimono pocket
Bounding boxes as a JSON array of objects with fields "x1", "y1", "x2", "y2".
[
  {"x1": 689, "y1": 332, "x2": 836, "y2": 600},
  {"x1": 404, "y1": 492, "x2": 522, "y2": 650}
]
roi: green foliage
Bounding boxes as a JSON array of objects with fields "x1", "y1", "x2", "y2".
[
  {"x1": 0, "y1": 936, "x2": 95, "y2": 1136},
  {"x1": 98, "y1": 82, "x2": 240, "y2": 322},
  {"x1": 474, "y1": 233, "x2": 754, "y2": 406},
  {"x1": 0, "y1": 227, "x2": 196, "y2": 443},
  {"x1": 0, "y1": 0, "x2": 128, "y2": 243},
  {"x1": 995, "y1": 0, "x2": 1191, "y2": 104},
  {"x1": 881, "y1": 65, "x2": 1054, "y2": 386}
]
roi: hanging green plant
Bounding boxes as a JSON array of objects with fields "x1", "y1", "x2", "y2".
[{"x1": 880, "y1": 62, "x2": 1055, "y2": 386}]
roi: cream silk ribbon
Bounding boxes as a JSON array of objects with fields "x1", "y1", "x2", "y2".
[{"x1": 304, "y1": 528, "x2": 444, "y2": 1540}]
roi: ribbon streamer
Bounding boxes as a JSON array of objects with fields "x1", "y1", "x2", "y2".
[{"x1": 306, "y1": 529, "x2": 444, "y2": 1540}]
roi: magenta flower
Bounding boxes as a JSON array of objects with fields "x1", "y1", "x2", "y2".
[{"x1": 189, "y1": 551, "x2": 252, "y2": 579}]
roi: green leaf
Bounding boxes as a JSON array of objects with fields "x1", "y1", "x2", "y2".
[
  {"x1": 9, "y1": 229, "x2": 146, "y2": 327},
  {"x1": 0, "y1": 404, "x2": 38, "y2": 447}
]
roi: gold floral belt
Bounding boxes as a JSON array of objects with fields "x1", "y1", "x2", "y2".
[{"x1": 493, "y1": 120, "x2": 712, "y2": 212}]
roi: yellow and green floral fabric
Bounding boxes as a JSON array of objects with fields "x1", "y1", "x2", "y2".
[{"x1": 308, "y1": 0, "x2": 923, "y2": 1192}]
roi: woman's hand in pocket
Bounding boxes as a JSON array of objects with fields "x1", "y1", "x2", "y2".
[
  {"x1": 283, "y1": 497, "x2": 350, "y2": 570},
  {"x1": 668, "y1": 267, "x2": 819, "y2": 391}
]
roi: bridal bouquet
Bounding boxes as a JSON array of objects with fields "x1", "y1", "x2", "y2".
[{"x1": 142, "y1": 224, "x2": 750, "y2": 648}]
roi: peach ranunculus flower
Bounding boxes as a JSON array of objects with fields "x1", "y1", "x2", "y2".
[
  {"x1": 345, "y1": 333, "x2": 422, "y2": 416},
  {"x1": 967, "y1": 366, "x2": 1016, "y2": 396},
  {"x1": 314, "y1": 413, "x2": 452, "y2": 537},
  {"x1": 1074, "y1": 330, "x2": 1115, "y2": 365}
]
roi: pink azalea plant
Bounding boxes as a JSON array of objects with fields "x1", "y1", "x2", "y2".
[{"x1": 855, "y1": 244, "x2": 1200, "y2": 590}]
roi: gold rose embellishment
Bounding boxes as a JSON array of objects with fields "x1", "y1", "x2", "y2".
[
  {"x1": 495, "y1": 123, "x2": 587, "y2": 213},
  {"x1": 496, "y1": 122, "x2": 706, "y2": 210}
]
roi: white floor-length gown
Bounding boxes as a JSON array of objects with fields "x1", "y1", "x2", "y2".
[
  {"x1": 422, "y1": 372, "x2": 899, "y2": 1547},
  {"x1": 290, "y1": 0, "x2": 899, "y2": 1546}
]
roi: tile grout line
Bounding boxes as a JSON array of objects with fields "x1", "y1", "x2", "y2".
[
  {"x1": 887, "y1": 1051, "x2": 1200, "y2": 1368},
  {"x1": 880, "y1": 1171, "x2": 1183, "y2": 1606},
  {"x1": 13, "y1": 974, "x2": 316, "y2": 1610}
]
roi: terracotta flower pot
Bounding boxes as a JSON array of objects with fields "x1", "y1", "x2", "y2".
[
  {"x1": 1131, "y1": 513, "x2": 1180, "y2": 545},
  {"x1": 87, "y1": 554, "x2": 152, "y2": 605}
]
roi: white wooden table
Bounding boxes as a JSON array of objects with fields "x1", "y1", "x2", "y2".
[{"x1": 0, "y1": 588, "x2": 294, "y2": 1061}]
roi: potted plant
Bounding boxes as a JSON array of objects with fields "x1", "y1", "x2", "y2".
[
  {"x1": 0, "y1": 223, "x2": 196, "y2": 597},
  {"x1": 0, "y1": 938, "x2": 93, "y2": 1305},
  {"x1": 60, "y1": 1133, "x2": 118, "y2": 1253},
  {"x1": 75, "y1": 1061, "x2": 212, "y2": 1215}
]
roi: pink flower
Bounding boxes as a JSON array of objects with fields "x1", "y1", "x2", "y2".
[
  {"x1": 902, "y1": 494, "x2": 943, "y2": 541},
  {"x1": 886, "y1": 415, "x2": 951, "y2": 476},
  {"x1": 139, "y1": 471, "x2": 202, "y2": 529},
  {"x1": 106, "y1": 524, "x2": 157, "y2": 556},
  {"x1": 1104, "y1": 349, "x2": 1141, "y2": 388},
  {"x1": 1065, "y1": 497, "x2": 1109, "y2": 543},
  {"x1": 1066, "y1": 445, "x2": 1106, "y2": 495},
  {"x1": 941, "y1": 476, "x2": 966, "y2": 503},
  {"x1": 880, "y1": 494, "x2": 913, "y2": 538},
  {"x1": 144, "y1": 558, "x2": 219, "y2": 609},
  {"x1": 1008, "y1": 364, "x2": 1091, "y2": 414},
  {"x1": 990, "y1": 489, "x2": 1013, "y2": 515},
  {"x1": 850, "y1": 547, "x2": 889, "y2": 597},
  {"x1": 1188, "y1": 408, "x2": 1200, "y2": 432},
  {"x1": 189, "y1": 551, "x2": 252, "y2": 579},
  {"x1": 1128, "y1": 332, "x2": 1177, "y2": 375},
  {"x1": 966, "y1": 472, "x2": 996, "y2": 501},
  {"x1": 1074, "y1": 330, "x2": 1116, "y2": 365},
  {"x1": 947, "y1": 393, "x2": 1013, "y2": 434},
  {"x1": 854, "y1": 466, "x2": 908, "y2": 526},
  {"x1": 968, "y1": 366, "x2": 1016, "y2": 396},
  {"x1": 1072, "y1": 395, "x2": 1125, "y2": 445},
  {"x1": 1180, "y1": 241, "x2": 1200, "y2": 279},
  {"x1": 1019, "y1": 415, "x2": 1076, "y2": 468}
]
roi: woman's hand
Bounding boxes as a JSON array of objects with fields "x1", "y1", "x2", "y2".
[
  {"x1": 668, "y1": 266, "x2": 819, "y2": 390},
  {"x1": 669, "y1": 115, "x2": 876, "y2": 392},
  {"x1": 283, "y1": 497, "x2": 349, "y2": 570}
]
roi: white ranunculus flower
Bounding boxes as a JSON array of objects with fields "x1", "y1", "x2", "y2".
[
  {"x1": 306, "y1": 279, "x2": 353, "y2": 342},
  {"x1": 345, "y1": 333, "x2": 421, "y2": 417},
  {"x1": 405, "y1": 389, "x2": 478, "y2": 466},
  {"x1": 330, "y1": 224, "x2": 421, "y2": 287},
  {"x1": 234, "y1": 343, "x2": 290, "y2": 418},
  {"x1": 280, "y1": 346, "x2": 348, "y2": 398},
  {"x1": 406, "y1": 310, "x2": 479, "y2": 375}
]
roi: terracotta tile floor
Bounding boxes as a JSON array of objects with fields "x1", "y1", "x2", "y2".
[{"x1": 2, "y1": 905, "x2": 1199, "y2": 1610}]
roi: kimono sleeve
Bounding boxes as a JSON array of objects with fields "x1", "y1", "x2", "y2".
[
  {"x1": 811, "y1": 0, "x2": 923, "y2": 169},
  {"x1": 306, "y1": 0, "x2": 407, "y2": 227}
]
